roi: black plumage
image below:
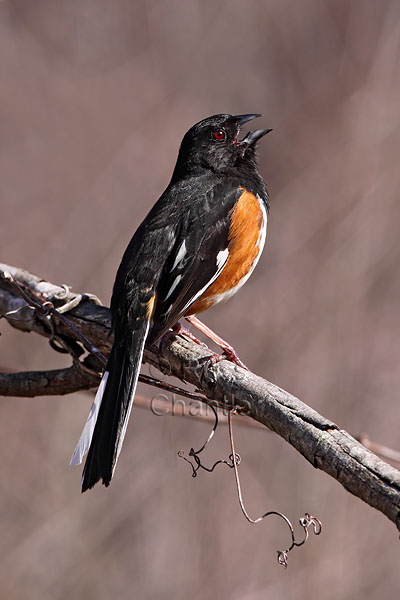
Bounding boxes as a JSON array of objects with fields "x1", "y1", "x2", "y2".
[{"x1": 71, "y1": 113, "x2": 271, "y2": 490}]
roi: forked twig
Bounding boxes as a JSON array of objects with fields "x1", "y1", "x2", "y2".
[{"x1": 178, "y1": 402, "x2": 238, "y2": 477}]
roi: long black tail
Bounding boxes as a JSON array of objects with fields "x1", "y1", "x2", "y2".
[{"x1": 70, "y1": 321, "x2": 149, "y2": 491}]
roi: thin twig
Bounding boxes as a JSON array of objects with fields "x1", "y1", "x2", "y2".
[
  {"x1": 138, "y1": 373, "x2": 227, "y2": 411},
  {"x1": 358, "y1": 434, "x2": 400, "y2": 465},
  {"x1": 227, "y1": 409, "x2": 322, "y2": 567},
  {"x1": 177, "y1": 403, "x2": 238, "y2": 477}
]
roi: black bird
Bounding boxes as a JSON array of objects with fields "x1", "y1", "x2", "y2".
[{"x1": 70, "y1": 113, "x2": 271, "y2": 490}]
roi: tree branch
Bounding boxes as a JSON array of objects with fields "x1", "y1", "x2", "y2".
[
  {"x1": 1, "y1": 263, "x2": 399, "y2": 531},
  {"x1": 0, "y1": 366, "x2": 99, "y2": 396}
]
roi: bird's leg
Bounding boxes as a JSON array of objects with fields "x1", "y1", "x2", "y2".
[
  {"x1": 169, "y1": 321, "x2": 207, "y2": 347},
  {"x1": 185, "y1": 315, "x2": 248, "y2": 370}
]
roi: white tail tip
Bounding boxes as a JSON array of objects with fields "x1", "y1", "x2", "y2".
[{"x1": 69, "y1": 371, "x2": 109, "y2": 466}]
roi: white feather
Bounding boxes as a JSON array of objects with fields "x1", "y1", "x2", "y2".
[
  {"x1": 165, "y1": 274, "x2": 183, "y2": 300},
  {"x1": 170, "y1": 240, "x2": 187, "y2": 272},
  {"x1": 182, "y1": 248, "x2": 229, "y2": 314},
  {"x1": 69, "y1": 371, "x2": 109, "y2": 466},
  {"x1": 217, "y1": 248, "x2": 229, "y2": 269}
]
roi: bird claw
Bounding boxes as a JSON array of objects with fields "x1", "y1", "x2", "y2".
[{"x1": 208, "y1": 348, "x2": 248, "y2": 370}]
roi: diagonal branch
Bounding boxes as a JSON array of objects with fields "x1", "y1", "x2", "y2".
[{"x1": 1, "y1": 263, "x2": 399, "y2": 531}]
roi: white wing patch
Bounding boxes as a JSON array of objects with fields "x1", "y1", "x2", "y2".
[
  {"x1": 69, "y1": 370, "x2": 109, "y2": 466},
  {"x1": 170, "y1": 240, "x2": 187, "y2": 272},
  {"x1": 165, "y1": 274, "x2": 183, "y2": 300},
  {"x1": 217, "y1": 248, "x2": 229, "y2": 269},
  {"x1": 181, "y1": 246, "x2": 229, "y2": 314}
]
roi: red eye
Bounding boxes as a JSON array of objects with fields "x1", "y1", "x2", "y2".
[{"x1": 212, "y1": 129, "x2": 226, "y2": 141}]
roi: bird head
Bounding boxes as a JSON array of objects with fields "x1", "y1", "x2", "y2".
[{"x1": 173, "y1": 113, "x2": 272, "y2": 178}]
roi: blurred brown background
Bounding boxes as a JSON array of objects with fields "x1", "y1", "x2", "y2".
[{"x1": 1, "y1": 0, "x2": 400, "y2": 598}]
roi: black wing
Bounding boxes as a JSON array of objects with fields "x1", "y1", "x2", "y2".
[
  {"x1": 149, "y1": 181, "x2": 241, "y2": 341},
  {"x1": 110, "y1": 200, "x2": 179, "y2": 337}
]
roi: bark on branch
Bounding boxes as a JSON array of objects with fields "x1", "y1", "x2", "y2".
[
  {"x1": 1, "y1": 263, "x2": 399, "y2": 531},
  {"x1": 0, "y1": 366, "x2": 99, "y2": 396}
]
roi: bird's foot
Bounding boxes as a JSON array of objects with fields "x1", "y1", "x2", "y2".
[{"x1": 208, "y1": 346, "x2": 248, "y2": 371}]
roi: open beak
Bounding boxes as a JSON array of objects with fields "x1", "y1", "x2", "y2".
[
  {"x1": 234, "y1": 114, "x2": 272, "y2": 147},
  {"x1": 235, "y1": 114, "x2": 262, "y2": 127}
]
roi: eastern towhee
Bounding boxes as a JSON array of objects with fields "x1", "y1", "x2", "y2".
[{"x1": 70, "y1": 113, "x2": 271, "y2": 490}]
